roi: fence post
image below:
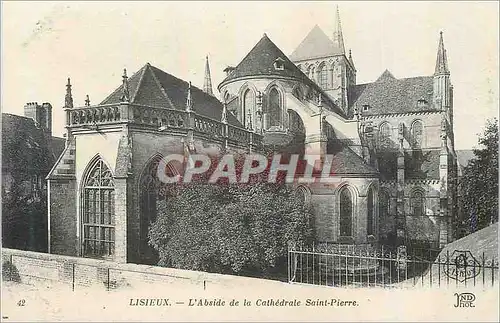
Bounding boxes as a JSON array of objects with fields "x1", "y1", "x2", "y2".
[
  {"x1": 10, "y1": 254, "x2": 13, "y2": 282},
  {"x1": 72, "y1": 263, "x2": 75, "y2": 292},
  {"x1": 107, "y1": 268, "x2": 110, "y2": 291}
]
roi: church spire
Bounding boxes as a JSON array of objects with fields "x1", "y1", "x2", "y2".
[
  {"x1": 434, "y1": 31, "x2": 449, "y2": 75},
  {"x1": 65, "y1": 77, "x2": 73, "y2": 109},
  {"x1": 203, "y1": 55, "x2": 214, "y2": 96},
  {"x1": 332, "y1": 5, "x2": 346, "y2": 55}
]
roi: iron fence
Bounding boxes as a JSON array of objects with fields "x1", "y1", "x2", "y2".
[{"x1": 287, "y1": 242, "x2": 499, "y2": 288}]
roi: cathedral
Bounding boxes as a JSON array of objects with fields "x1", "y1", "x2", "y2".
[{"x1": 46, "y1": 7, "x2": 457, "y2": 264}]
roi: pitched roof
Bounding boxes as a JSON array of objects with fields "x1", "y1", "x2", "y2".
[
  {"x1": 290, "y1": 25, "x2": 344, "y2": 62},
  {"x1": 219, "y1": 33, "x2": 348, "y2": 118},
  {"x1": 100, "y1": 63, "x2": 242, "y2": 127},
  {"x1": 220, "y1": 33, "x2": 311, "y2": 85},
  {"x1": 349, "y1": 71, "x2": 438, "y2": 116},
  {"x1": 328, "y1": 140, "x2": 379, "y2": 175}
]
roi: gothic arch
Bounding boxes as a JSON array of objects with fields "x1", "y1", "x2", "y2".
[
  {"x1": 295, "y1": 185, "x2": 312, "y2": 207},
  {"x1": 365, "y1": 183, "x2": 379, "y2": 237},
  {"x1": 238, "y1": 82, "x2": 258, "y2": 127},
  {"x1": 410, "y1": 119, "x2": 424, "y2": 148},
  {"x1": 334, "y1": 183, "x2": 359, "y2": 240},
  {"x1": 316, "y1": 61, "x2": 328, "y2": 89},
  {"x1": 79, "y1": 154, "x2": 115, "y2": 259},
  {"x1": 378, "y1": 121, "x2": 392, "y2": 148},
  {"x1": 137, "y1": 153, "x2": 181, "y2": 264},
  {"x1": 264, "y1": 82, "x2": 286, "y2": 130},
  {"x1": 410, "y1": 187, "x2": 426, "y2": 217}
]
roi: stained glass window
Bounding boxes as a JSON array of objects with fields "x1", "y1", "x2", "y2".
[
  {"x1": 243, "y1": 89, "x2": 255, "y2": 128},
  {"x1": 82, "y1": 158, "x2": 114, "y2": 258},
  {"x1": 378, "y1": 122, "x2": 392, "y2": 148},
  {"x1": 268, "y1": 88, "x2": 282, "y2": 129},
  {"x1": 339, "y1": 187, "x2": 353, "y2": 237},
  {"x1": 367, "y1": 188, "x2": 375, "y2": 236},
  {"x1": 411, "y1": 120, "x2": 423, "y2": 148},
  {"x1": 318, "y1": 65, "x2": 328, "y2": 89}
]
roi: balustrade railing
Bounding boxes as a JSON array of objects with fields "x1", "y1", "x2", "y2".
[{"x1": 66, "y1": 103, "x2": 262, "y2": 147}]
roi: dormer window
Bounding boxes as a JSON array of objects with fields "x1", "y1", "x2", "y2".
[
  {"x1": 223, "y1": 66, "x2": 235, "y2": 77},
  {"x1": 273, "y1": 58, "x2": 285, "y2": 71},
  {"x1": 417, "y1": 98, "x2": 428, "y2": 108},
  {"x1": 363, "y1": 104, "x2": 370, "y2": 111}
]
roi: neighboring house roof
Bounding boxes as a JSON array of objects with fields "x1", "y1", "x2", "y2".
[
  {"x1": 350, "y1": 70, "x2": 439, "y2": 116},
  {"x1": 100, "y1": 63, "x2": 243, "y2": 127},
  {"x1": 290, "y1": 25, "x2": 344, "y2": 62},
  {"x1": 1, "y1": 113, "x2": 60, "y2": 177},
  {"x1": 50, "y1": 137, "x2": 66, "y2": 161}
]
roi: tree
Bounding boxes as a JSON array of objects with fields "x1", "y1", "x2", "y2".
[
  {"x1": 148, "y1": 152, "x2": 315, "y2": 277},
  {"x1": 459, "y1": 118, "x2": 498, "y2": 235}
]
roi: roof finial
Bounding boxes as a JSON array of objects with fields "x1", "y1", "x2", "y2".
[
  {"x1": 186, "y1": 81, "x2": 193, "y2": 112},
  {"x1": 333, "y1": 5, "x2": 346, "y2": 55},
  {"x1": 203, "y1": 55, "x2": 214, "y2": 96},
  {"x1": 434, "y1": 31, "x2": 449, "y2": 75},
  {"x1": 85, "y1": 94, "x2": 90, "y2": 107},
  {"x1": 120, "y1": 68, "x2": 130, "y2": 102},
  {"x1": 348, "y1": 49, "x2": 355, "y2": 70},
  {"x1": 65, "y1": 77, "x2": 74, "y2": 109}
]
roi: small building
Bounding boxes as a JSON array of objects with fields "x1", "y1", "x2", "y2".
[{"x1": 2, "y1": 103, "x2": 65, "y2": 251}]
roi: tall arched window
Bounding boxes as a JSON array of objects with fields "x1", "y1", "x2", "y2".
[
  {"x1": 379, "y1": 191, "x2": 390, "y2": 218},
  {"x1": 318, "y1": 64, "x2": 328, "y2": 89},
  {"x1": 268, "y1": 88, "x2": 282, "y2": 129},
  {"x1": 411, "y1": 190, "x2": 425, "y2": 216},
  {"x1": 411, "y1": 120, "x2": 423, "y2": 148},
  {"x1": 378, "y1": 122, "x2": 392, "y2": 148},
  {"x1": 367, "y1": 187, "x2": 375, "y2": 236},
  {"x1": 82, "y1": 158, "x2": 115, "y2": 258},
  {"x1": 339, "y1": 187, "x2": 353, "y2": 237},
  {"x1": 243, "y1": 89, "x2": 255, "y2": 128}
]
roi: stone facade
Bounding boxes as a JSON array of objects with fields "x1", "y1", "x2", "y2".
[{"x1": 46, "y1": 9, "x2": 457, "y2": 264}]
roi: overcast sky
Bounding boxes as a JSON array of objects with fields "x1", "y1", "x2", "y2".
[{"x1": 2, "y1": 1, "x2": 498, "y2": 149}]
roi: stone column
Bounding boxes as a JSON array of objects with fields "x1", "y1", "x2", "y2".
[
  {"x1": 396, "y1": 124, "x2": 406, "y2": 246},
  {"x1": 113, "y1": 178, "x2": 128, "y2": 263}
]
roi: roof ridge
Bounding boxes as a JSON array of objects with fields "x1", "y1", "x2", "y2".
[
  {"x1": 218, "y1": 34, "x2": 273, "y2": 89},
  {"x1": 148, "y1": 64, "x2": 176, "y2": 109},
  {"x1": 130, "y1": 64, "x2": 149, "y2": 103}
]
